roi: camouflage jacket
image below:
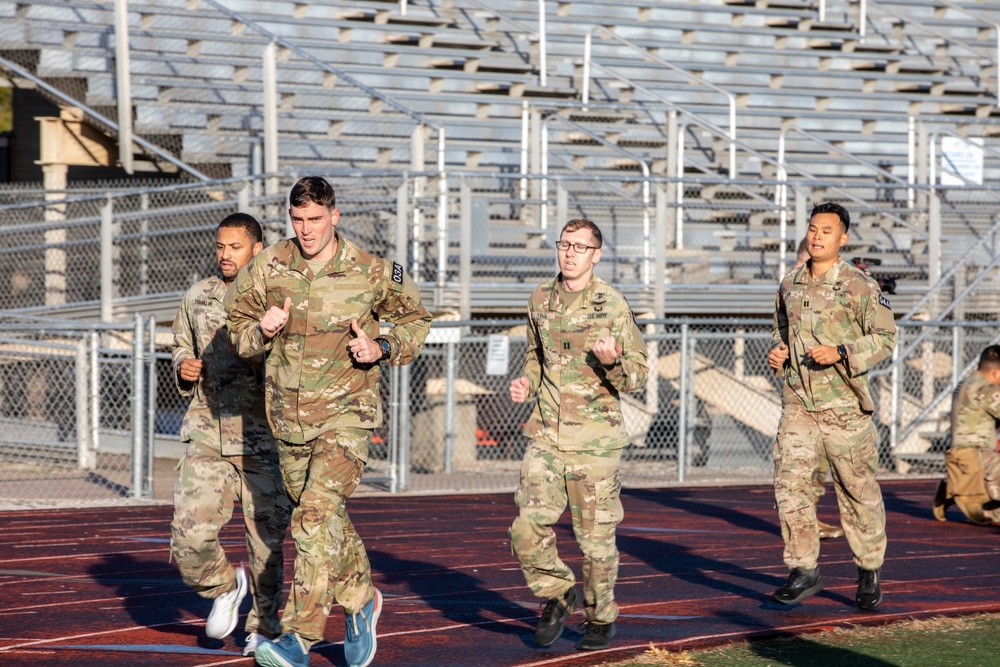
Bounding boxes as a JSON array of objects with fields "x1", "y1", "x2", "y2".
[
  {"x1": 224, "y1": 232, "x2": 431, "y2": 449},
  {"x1": 950, "y1": 371, "x2": 1000, "y2": 450},
  {"x1": 772, "y1": 256, "x2": 897, "y2": 412},
  {"x1": 172, "y1": 276, "x2": 273, "y2": 457},
  {"x1": 521, "y1": 274, "x2": 649, "y2": 452}
]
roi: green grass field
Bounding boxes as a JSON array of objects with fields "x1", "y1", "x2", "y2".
[{"x1": 601, "y1": 614, "x2": 1000, "y2": 667}]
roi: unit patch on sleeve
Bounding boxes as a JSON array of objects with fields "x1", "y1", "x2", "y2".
[
  {"x1": 878, "y1": 294, "x2": 891, "y2": 310},
  {"x1": 391, "y1": 261, "x2": 404, "y2": 285}
]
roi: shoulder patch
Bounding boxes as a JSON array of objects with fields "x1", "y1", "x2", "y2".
[
  {"x1": 391, "y1": 261, "x2": 404, "y2": 285},
  {"x1": 878, "y1": 294, "x2": 891, "y2": 310}
]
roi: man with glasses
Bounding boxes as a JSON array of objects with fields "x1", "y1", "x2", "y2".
[{"x1": 509, "y1": 219, "x2": 649, "y2": 651}]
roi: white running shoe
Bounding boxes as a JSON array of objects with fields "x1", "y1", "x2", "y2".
[{"x1": 205, "y1": 566, "x2": 247, "y2": 639}]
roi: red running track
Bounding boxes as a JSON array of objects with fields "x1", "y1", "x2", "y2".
[{"x1": 0, "y1": 479, "x2": 998, "y2": 667}]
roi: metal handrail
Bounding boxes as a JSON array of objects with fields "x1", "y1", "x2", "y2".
[
  {"x1": 907, "y1": 128, "x2": 1000, "y2": 312},
  {"x1": 863, "y1": 0, "x2": 995, "y2": 63},
  {"x1": 869, "y1": 0, "x2": 999, "y2": 103},
  {"x1": 777, "y1": 123, "x2": 922, "y2": 232},
  {"x1": 202, "y1": 0, "x2": 447, "y2": 174},
  {"x1": 455, "y1": 0, "x2": 549, "y2": 87},
  {"x1": 541, "y1": 112, "x2": 652, "y2": 283},
  {"x1": 582, "y1": 25, "x2": 737, "y2": 177},
  {"x1": 0, "y1": 55, "x2": 212, "y2": 182}
]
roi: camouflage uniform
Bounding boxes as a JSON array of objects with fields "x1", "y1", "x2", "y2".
[
  {"x1": 772, "y1": 256, "x2": 896, "y2": 571},
  {"x1": 510, "y1": 274, "x2": 649, "y2": 624},
  {"x1": 170, "y1": 276, "x2": 291, "y2": 638},
  {"x1": 943, "y1": 372, "x2": 1000, "y2": 522},
  {"x1": 225, "y1": 231, "x2": 430, "y2": 647}
]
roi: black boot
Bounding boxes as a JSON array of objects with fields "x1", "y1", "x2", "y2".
[
  {"x1": 534, "y1": 587, "x2": 579, "y2": 647},
  {"x1": 577, "y1": 621, "x2": 616, "y2": 650},
  {"x1": 856, "y1": 567, "x2": 883, "y2": 610},
  {"x1": 772, "y1": 566, "x2": 822, "y2": 605}
]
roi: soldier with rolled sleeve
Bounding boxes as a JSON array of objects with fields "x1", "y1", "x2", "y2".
[
  {"x1": 768, "y1": 202, "x2": 896, "y2": 611},
  {"x1": 225, "y1": 176, "x2": 431, "y2": 667},
  {"x1": 170, "y1": 213, "x2": 291, "y2": 656},
  {"x1": 933, "y1": 344, "x2": 1000, "y2": 525},
  {"x1": 509, "y1": 218, "x2": 649, "y2": 652}
]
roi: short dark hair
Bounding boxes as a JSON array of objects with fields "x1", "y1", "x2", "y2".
[
  {"x1": 217, "y1": 212, "x2": 262, "y2": 245},
  {"x1": 562, "y1": 219, "x2": 603, "y2": 248},
  {"x1": 289, "y1": 176, "x2": 336, "y2": 209},
  {"x1": 979, "y1": 345, "x2": 1000, "y2": 371},
  {"x1": 810, "y1": 202, "x2": 850, "y2": 233}
]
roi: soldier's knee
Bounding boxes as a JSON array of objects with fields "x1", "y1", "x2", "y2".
[{"x1": 170, "y1": 522, "x2": 220, "y2": 558}]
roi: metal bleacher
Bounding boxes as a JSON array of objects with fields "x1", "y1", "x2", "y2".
[{"x1": 2, "y1": 0, "x2": 1000, "y2": 315}]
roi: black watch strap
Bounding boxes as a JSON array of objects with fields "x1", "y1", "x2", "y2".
[
  {"x1": 837, "y1": 344, "x2": 848, "y2": 361},
  {"x1": 375, "y1": 337, "x2": 392, "y2": 361}
]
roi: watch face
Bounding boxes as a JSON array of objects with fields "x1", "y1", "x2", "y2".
[{"x1": 379, "y1": 339, "x2": 391, "y2": 354}]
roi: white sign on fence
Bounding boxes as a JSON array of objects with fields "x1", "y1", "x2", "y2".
[{"x1": 485, "y1": 334, "x2": 510, "y2": 375}]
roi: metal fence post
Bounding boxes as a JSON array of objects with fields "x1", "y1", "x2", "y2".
[
  {"x1": 443, "y1": 341, "x2": 457, "y2": 474},
  {"x1": 889, "y1": 332, "x2": 900, "y2": 455},
  {"x1": 90, "y1": 331, "x2": 101, "y2": 454},
  {"x1": 952, "y1": 323, "x2": 961, "y2": 385},
  {"x1": 399, "y1": 364, "x2": 412, "y2": 492},
  {"x1": 678, "y1": 322, "x2": 689, "y2": 483},
  {"x1": 388, "y1": 364, "x2": 400, "y2": 494},
  {"x1": 75, "y1": 337, "x2": 94, "y2": 471},
  {"x1": 396, "y1": 177, "x2": 410, "y2": 267},
  {"x1": 146, "y1": 316, "x2": 158, "y2": 498},
  {"x1": 131, "y1": 314, "x2": 146, "y2": 498},
  {"x1": 101, "y1": 196, "x2": 114, "y2": 322},
  {"x1": 459, "y1": 181, "x2": 472, "y2": 320}
]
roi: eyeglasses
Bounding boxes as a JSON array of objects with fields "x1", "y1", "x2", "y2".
[{"x1": 556, "y1": 241, "x2": 600, "y2": 253}]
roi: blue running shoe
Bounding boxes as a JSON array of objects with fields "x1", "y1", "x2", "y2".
[
  {"x1": 254, "y1": 633, "x2": 309, "y2": 667},
  {"x1": 344, "y1": 589, "x2": 382, "y2": 667}
]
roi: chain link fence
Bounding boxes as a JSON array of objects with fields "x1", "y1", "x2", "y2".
[
  {"x1": 0, "y1": 316, "x2": 157, "y2": 506},
  {"x1": 5, "y1": 315, "x2": 988, "y2": 503}
]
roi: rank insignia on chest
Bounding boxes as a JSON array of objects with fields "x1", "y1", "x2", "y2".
[
  {"x1": 563, "y1": 341, "x2": 571, "y2": 350},
  {"x1": 803, "y1": 300, "x2": 809, "y2": 307}
]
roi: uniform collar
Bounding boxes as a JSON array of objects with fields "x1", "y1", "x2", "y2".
[
  {"x1": 794, "y1": 256, "x2": 845, "y2": 286},
  {"x1": 208, "y1": 275, "x2": 228, "y2": 301},
  {"x1": 545, "y1": 273, "x2": 604, "y2": 312},
  {"x1": 288, "y1": 230, "x2": 347, "y2": 277}
]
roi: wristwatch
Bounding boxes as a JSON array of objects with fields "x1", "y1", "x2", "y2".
[
  {"x1": 837, "y1": 344, "x2": 848, "y2": 362},
  {"x1": 375, "y1": 337, "x2": 392, "y2": 362}
]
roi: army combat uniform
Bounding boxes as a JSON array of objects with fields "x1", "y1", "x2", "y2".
[
  {"x1": 170, "y1": 276, "x2": 291, "y2": 638},
  {"x1": 510, "y1": 274, "x2": 649, "y2": 624},
  {"x1": 939, "y1": 372, "x2": 1000, "y2": 523},
  {"x1": 772, "y1": 256, "x2": 896, "y2": 572},
  {"x1": 225, "y1": 231, "x2": 431, "y2": 648}
]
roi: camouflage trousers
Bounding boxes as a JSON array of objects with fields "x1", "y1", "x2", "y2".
[
  {"x1": 773, "y1": 400, "x2": 886, "y2": 571},
  {"x1": 277, "y1": 427, "x2": 373, "y2": 648},
  {"x1": 980, "y1": 448, "x2": 1000, "y2": 522},
  {"x1": 170, "y1": 435, "x2": 291, "y2": 637},
  {"x1": 981, "y1": 448, "x2": 1000, "y2": 503},
  {"x1": 510, "y1": 440, "x2": 624, "y2": 624},
  {"x1": 810, "y1": 451, "x2": 831, "y2": 503}
]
